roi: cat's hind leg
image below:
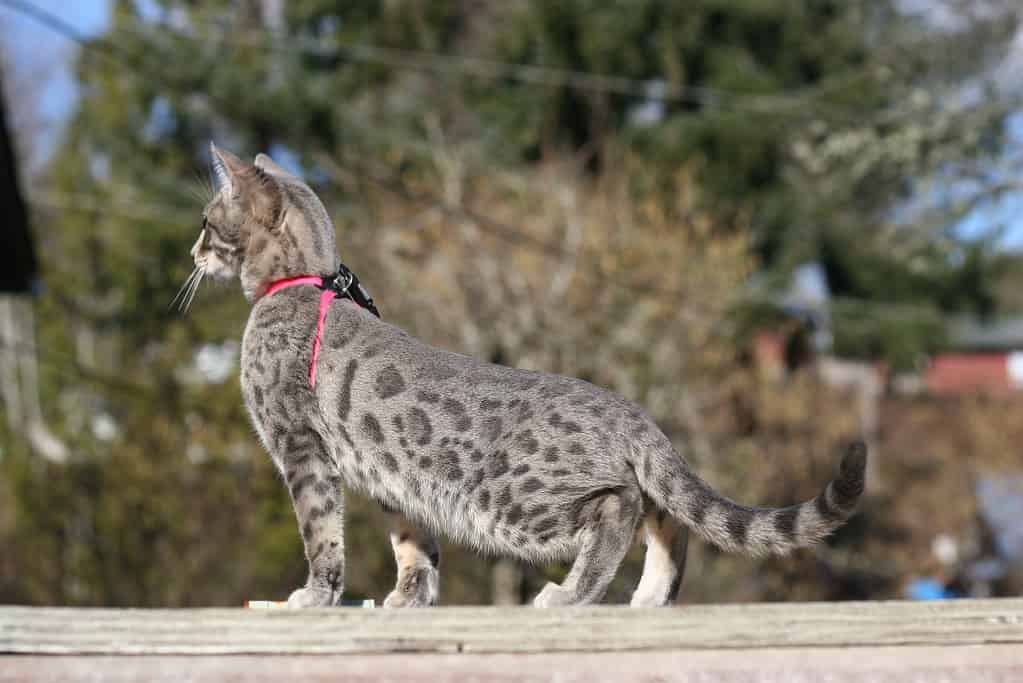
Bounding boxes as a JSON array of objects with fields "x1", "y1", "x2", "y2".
[
  {"x1": 383, "y1": 513, "x2": 440, "y2": 607},
  {"x1": 533, "y1": 486, "x2": 643, "y2": 607},
  {"x1": 630, "y1": 507, "x2": 689, "y2": 607}
]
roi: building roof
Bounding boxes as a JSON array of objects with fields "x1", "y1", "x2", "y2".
[{"x1": 946, "y1": 316, "x2": 1023, "y2": 351}]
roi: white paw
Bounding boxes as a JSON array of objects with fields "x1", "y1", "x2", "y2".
[
  {"x1": 383, "y1": 566, "x2": 439, "y2": 608},
  {"x1": 629, "y1": 589, "x2": 666, "y2": 608},
  {"x1": 286, "y1": 586, "x2": 341, "y2": 608},
  {"x1": 533, "y1": 582, "x2": 574, "y2": 608}
]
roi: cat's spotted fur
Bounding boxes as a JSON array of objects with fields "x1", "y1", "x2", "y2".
[{"x1": 190, "y1": 144, "x2": 866, "y2": 608}]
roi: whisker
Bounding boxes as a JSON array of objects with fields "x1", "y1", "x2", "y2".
[
  {"x1": 182, "y1": 267, "x2": 205, "y2": 313},
  {"x1": 207, "y1": 174, "x2": 216, "y2": 198},
  {"x1": 179, "y1": 277, "x2": 196, "y2": 313},
  {"x1": 169, "y1": 267, "x2": 200, "y2": 311},
  {"x1": 179, "y1": 270, "x2": 199, "y2": 312},
  {"x1": 186, "y1": 184, "x2": 206, "y2": 204},
  {"x1": 177, "y1": 265, "x2": 202, "y2": 313},
  {"x1": 191, "y1": 169, "x2": 214, "y2": 202},
  {"x1": 201, "y1": 168, "x2": 215, "y2": 198},
  {"x1": 185, "y1": 272, "x2": 204, "y2": 313}
]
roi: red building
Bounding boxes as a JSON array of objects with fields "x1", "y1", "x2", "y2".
[{"x1": 926, "y1": 318, "x2": 1023, "y2": 395}]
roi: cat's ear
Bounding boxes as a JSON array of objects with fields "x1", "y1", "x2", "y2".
[
  {"x1": 210, "y1": 142, "x2": 248, "y2": 193},
  {"x1": 211, "y1": 143, "x2": 282, "y2": 227},
  {"x1": 254, "y1": 153, "x2": 298, "y2": 180}
]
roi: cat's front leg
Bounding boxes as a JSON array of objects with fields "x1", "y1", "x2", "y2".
[
  {"x1": 383, "y1": 513, "x2": 440, "y2": 607},
  {"x1": 276, "y1": 426, "x2": 346, "y2": 608}
]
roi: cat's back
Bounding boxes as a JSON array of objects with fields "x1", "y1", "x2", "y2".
[
  {"x1": 317, "y1": 300, "x2": 629, "y2": 412},
  {"x1": 316, "y1": 299, "x2": 657, "y2": 469}
]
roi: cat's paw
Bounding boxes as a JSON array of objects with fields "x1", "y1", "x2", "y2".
[
  {"x1": 533, "y1": 582, "x2": 574, "y2": 608},
  {"x1": 383, "y1": 566, "x2": 439, "y2": 608},
  {"x1": 629, "y1": 588, "x2": 667, "y2": 608},
  {"x1": 286, "y1": 586, "x2": 342, "y2": 608}
]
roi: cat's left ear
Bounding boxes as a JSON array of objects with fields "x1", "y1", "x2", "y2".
[{"x1": 211, "y1": 143, "x2": 282, "y2": 228}]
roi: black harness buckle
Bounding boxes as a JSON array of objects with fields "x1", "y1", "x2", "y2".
[
  {"x1": 319, "y1": 262, "x2": 380, "y2": 318},
  {"x1": 327, "y1": 270, "x2": 354, "y2": 296}
]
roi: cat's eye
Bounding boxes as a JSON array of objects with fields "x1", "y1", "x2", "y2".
[{"x1": 202, "y1": 216, "x2": 219, "y2": 238}]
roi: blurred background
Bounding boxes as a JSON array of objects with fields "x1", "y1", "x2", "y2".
[{"x1": 1, "y1": 0, "x2": 1023, "y2": 607}]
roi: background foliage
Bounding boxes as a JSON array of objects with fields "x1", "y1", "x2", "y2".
[{"x1": 2, "y1": 0, "x2": 1022, "y2": 605}]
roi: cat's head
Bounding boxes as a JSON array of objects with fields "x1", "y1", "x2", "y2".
[{"x1": 186, "y1": 143, "x2": 338, "y2": 305}]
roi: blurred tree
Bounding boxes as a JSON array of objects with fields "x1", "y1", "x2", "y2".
[{"x1": 273, "y1": 0, "x2": 1019, "y2": 363}]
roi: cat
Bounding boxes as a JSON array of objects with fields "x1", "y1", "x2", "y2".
[{"x1": 187, "y1": 143, "x2": 866, "y2": 608}]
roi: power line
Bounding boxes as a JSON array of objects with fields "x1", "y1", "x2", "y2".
[
  {"x1": 203, "y1": 27, "x2": 840, "y2": 116},
  {"x1": 0, "y1": 0, "x2": 244, "y2": 119},
  {"x1": 85, "y1": 9, "x2": 991, "y2": 128},
  {"x1": 0, "y1": 0, "x2": 145, "y2": 74},
  {"x1": 2, "y1": 0, "x2": 998, "y2": 322},
  {"x1": 0, "y1": 0, "x2": 881, "y2": 121},
  {"x1": 5, "y1": 0, "x2": 1009, "y2": 152},
  {"x1": 5, "y1": 0, "x2": 1015, "y2": 137}
]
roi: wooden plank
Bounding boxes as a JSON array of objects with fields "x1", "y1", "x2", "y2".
[
  {"x1": 1, "y1": 599, "x2": 1022, "y2": 656},
  {"x1": 2, "y1": 646, "x2": 1023, "y2": 682}
]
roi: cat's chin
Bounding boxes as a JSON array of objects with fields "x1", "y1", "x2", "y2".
[{"x1": 207, "y1": 266, "x2": 238, "y2": 282}]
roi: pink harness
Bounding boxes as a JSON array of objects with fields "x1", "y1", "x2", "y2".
[{"x1": 263, "y1": 268, "x2": 379, "y2": 388}]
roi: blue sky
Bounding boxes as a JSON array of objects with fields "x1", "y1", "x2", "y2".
[{"x1": 1, "y1": 0, "x2": 109, "y2": 133}]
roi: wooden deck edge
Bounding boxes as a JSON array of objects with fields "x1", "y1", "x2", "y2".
[
  {"x1": 2, "y1": 599, "x2": 1022, "y2": 657},
  {"x1": 2, "y1": 645, "x2": 1023, "y2": 683}
]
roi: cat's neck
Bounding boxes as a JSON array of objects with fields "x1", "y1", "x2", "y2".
[
  {"x1": 240, "y1": 212, "x2": 338, "y2": 302},
  {"x1": 240, "y1": 238, "x2": 338, "y2": 302}
]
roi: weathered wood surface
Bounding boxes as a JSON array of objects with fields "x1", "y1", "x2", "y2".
[
  {"x1": 2, "y1": 600, "x2": 1022, "y2": 681},
  {"x1": 3, "y1": 599, "x2": 1022, "y2": 655},
  {"x1": 2, "y1": 646, "x2": 1022, "y2": 683}
]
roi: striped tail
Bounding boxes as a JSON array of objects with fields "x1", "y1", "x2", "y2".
[{"x1": 637, "y1": 441, "x2": 867, "y2": 557}]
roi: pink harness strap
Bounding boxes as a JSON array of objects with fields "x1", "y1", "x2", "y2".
[{"x1": 264, "y1": 275, "x2": 341, "y2": 388}]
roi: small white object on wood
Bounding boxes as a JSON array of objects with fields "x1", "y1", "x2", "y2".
[{"x1": 245, "y1": 599, "x2": 375, "y2": 608}]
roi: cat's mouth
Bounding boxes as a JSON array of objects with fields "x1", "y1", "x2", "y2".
[
  {"x1": 168, "y1": 226, "x2": 209, "y2": 312},
  {"x1": 173, "y1": 221, "x2": 247, "y2": 312}
]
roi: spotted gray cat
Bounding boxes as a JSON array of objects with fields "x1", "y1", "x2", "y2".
[{"x1": 187, "y1": 144, "x2": 866, "y2": 608}]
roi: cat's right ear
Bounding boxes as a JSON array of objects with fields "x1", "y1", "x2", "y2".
[
  {"x1": 210, "y1": 142, "x2": 248, "y2": 194},
  {"x1": 254, "y1": 153, "x2": 298, "y2": 180}
]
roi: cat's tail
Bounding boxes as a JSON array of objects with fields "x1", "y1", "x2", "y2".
[{"x1": 636, "y1": 441, "x2": 866, "y2": 557}]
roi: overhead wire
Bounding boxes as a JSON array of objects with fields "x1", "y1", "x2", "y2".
[
  {"x1": 0, "y1": 0, "x2": 995, "y2": 322},
  {"x1": 0, "y1": 0, "x2": 905, "y2": 123}
]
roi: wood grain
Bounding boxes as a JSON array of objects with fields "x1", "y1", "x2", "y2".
[
  {"x1": 1, "y1": 646, "x2": 1022, "y2": 683},
  {"x1": 2, "y1": 599, "x2": 1022, "y2": 655}
]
